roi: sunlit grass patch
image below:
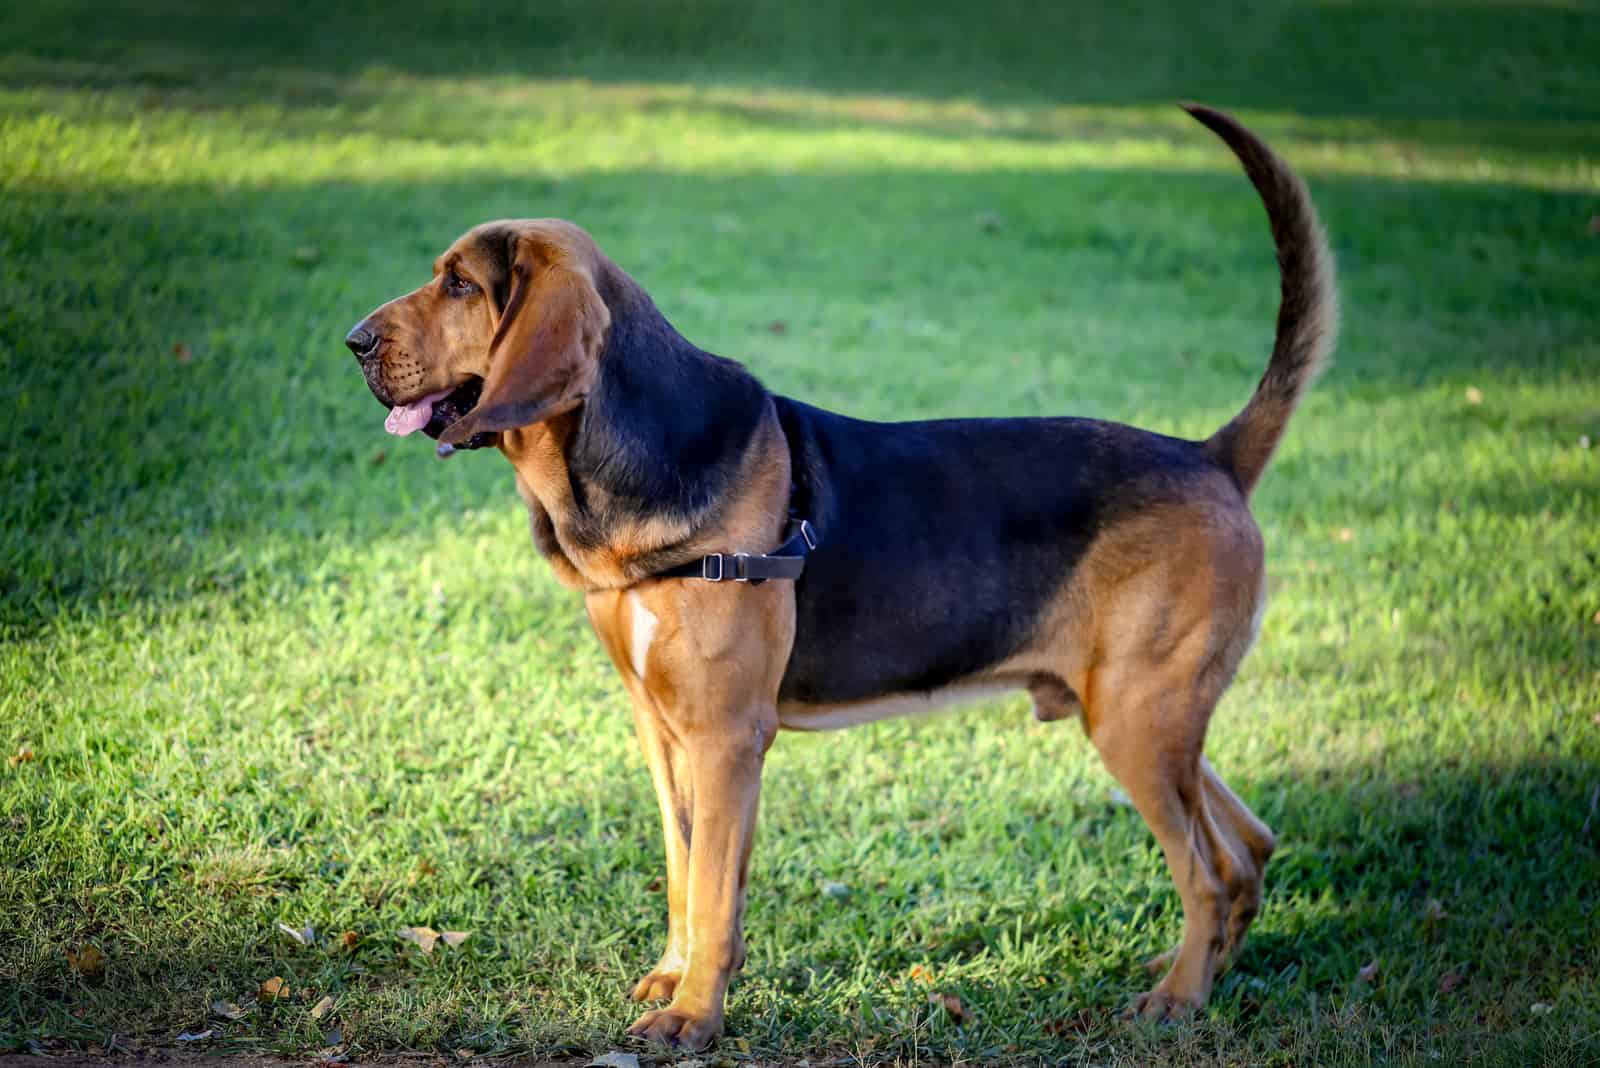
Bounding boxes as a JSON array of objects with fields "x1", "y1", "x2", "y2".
[{"x1": 5, "y1": 78, "x2": 1598, "y2": 192}]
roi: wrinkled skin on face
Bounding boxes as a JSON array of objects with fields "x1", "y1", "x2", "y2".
[{"x1": 348, "y1": 219, "x2": 608, "y2": 448}]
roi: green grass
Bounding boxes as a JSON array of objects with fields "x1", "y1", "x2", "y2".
[{"x1": 2, "y1": 2, "x2": 1599, "y2": 1064}]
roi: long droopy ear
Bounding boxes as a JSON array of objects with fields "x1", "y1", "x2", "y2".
[{"x1": 440, "y1": 234, "x2": 609, "y2": 445}]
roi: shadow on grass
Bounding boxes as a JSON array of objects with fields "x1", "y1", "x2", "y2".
[
  {"x1": 4, "y1": 0, "x2": 1599, "y2": 126},
  {"x1": 723, "y1": 746, "x2": 1599, "y2": 1061},
  {"x1": 5, "y1": 750, "x2": 1597, "y2": 1056}
]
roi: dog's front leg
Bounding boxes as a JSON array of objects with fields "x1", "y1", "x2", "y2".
[
  {"x1": 627, "y1": 710, "x2": 773, "y2": 1050},
  {"x1": 588, "y1": 580, "x2": 793, "y2": 1051},
  {"x1": 627, "y1": 696, "x2": 691, "y2": 1003}
]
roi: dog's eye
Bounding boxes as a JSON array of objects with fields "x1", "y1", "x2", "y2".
[{"x1": 444, "y1": 272, "x2": 477, "y2": 297}]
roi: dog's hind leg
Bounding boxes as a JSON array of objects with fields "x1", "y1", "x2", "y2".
[
  {"x1": 1200, "y1": 757, "x2": 1275, "y2": 964},
  {"x1": 1084, "y1": 676, "x2": 1235, "y2": 1020},
  {"x1": 1135, "y1": 760, "x2": 1274, "y2": 978},
  {"x1": 1069, "y1": 504, "x2": 1270, "y2": 1019}
]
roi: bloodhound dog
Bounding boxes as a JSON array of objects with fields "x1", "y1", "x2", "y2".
[{"x1": 344, "y1": 105, "x2": 1335, "y2": 1049}]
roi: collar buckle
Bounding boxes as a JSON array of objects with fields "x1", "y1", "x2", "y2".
[{"x1": 701, "y1": 553, "x2": 755, "y2": 582}]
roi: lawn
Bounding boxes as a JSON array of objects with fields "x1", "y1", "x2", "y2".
[{"x1": 2, "y1": 2, "x2": 1598, "y2": 1065}]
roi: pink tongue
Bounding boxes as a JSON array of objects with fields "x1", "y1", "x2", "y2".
[{"x1": 384, "y1": 389, "x2": 452, "y2": 436}]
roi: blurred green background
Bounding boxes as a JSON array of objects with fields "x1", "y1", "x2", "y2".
[{"x1": 2, "y1": 3, "x2": 1597, "y2": 1065}]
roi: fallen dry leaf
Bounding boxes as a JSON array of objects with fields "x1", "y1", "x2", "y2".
[
  {"x1": 66, "y1": 944, "x2": 105, "y2": 979},
  {"x1": 646, "y1": 875, "x2": 664, "y2": 892},
  {"x1": 930, "y1": 992, "x2": 969, "y2": 1023},
  {"x1": 416, "y1": 858, "x2": 438, "y2": 878},
  {"x1": 173, "y1": 343, "x2": 193, "y2": 364},
  {"x1": 585, "y1": 1053, "x2": 640, "y2": 1068},
  {"x1": 1465, "y1": 386, "x2": 1483, "y2": 405},
  {"x1": 210, "y1": 1000, "x2": 248, "y2": 1021},
  {"x1": 258, "y1": 975, "x2": 291, "y2": 1002},
  {"x1": 340, "y1": 930, "x2": 359, "y2": 951},
  {"x1": 398, "y1": 926, "x2": 440, "y2": 954},
  {"x1": 1439, "y1": 969, "x2": 1466, "y2": 994},
  {"x1": 1044, "y1": 1008, "x2": 1096, "y2": 1036},
  {"x1": 1357, "y1": 960, "x2": 1380, "y2": 983},
  {"x1": 455, "y1": 1049, "x2": 474, "y2": 1060},
  {"x1": 8, "y1": 744, "x2": 34, "y2": 767},
  {"x1": 440, "y1": 930, "x2": 472, "y2": 948},
  {"x1": 310, "y1": 995, "x2": 335, "y2": 1020}
]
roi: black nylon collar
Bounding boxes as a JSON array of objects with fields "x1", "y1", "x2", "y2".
[{"x1": 651, "y1": 514, "x2": 817, "y2": 584}]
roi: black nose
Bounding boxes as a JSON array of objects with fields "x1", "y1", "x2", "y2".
[{"x1": 345, "y1": 321, "x2": 380, "y2": 359}]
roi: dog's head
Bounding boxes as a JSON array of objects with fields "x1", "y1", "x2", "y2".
[{"x1": 344, "y1": 219, "x2": 611, "y2": 450}]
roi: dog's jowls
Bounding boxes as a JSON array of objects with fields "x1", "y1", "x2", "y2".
[{"x1": 343, "y1": 104, "x2": 1336, "y2": 1050}]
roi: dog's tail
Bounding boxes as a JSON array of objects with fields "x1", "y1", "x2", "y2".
[{"x1": 1186, "y1": 103, "x2": 1338, "y2": 497}]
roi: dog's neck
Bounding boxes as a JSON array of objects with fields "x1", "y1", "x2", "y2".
[
  {"x1": 575, "y1": 264, "x2": 770, "y2": 510},
  {"x1": 498, "y1": 260, "x2": 783, "y2": 589}
]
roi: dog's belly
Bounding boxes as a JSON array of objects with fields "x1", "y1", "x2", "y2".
[{"x1": 777, "y1": 681, "x2": 1016, "y2": 731}]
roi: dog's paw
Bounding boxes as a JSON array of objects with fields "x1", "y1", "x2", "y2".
[
  {"x1": 1121, "y1": 987, "x2": 1202, "y2": 1024},
  {"x1": 626, "y1": 1005, "x2": 722, "y2": 1051},
  {"x1": 629, "y1": 969, "x2": 681, "y2": 1003}
]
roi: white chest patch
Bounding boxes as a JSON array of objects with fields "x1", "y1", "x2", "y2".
[{"x1": 627, "y1": 590, "x2": 659, "y2": 681}]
